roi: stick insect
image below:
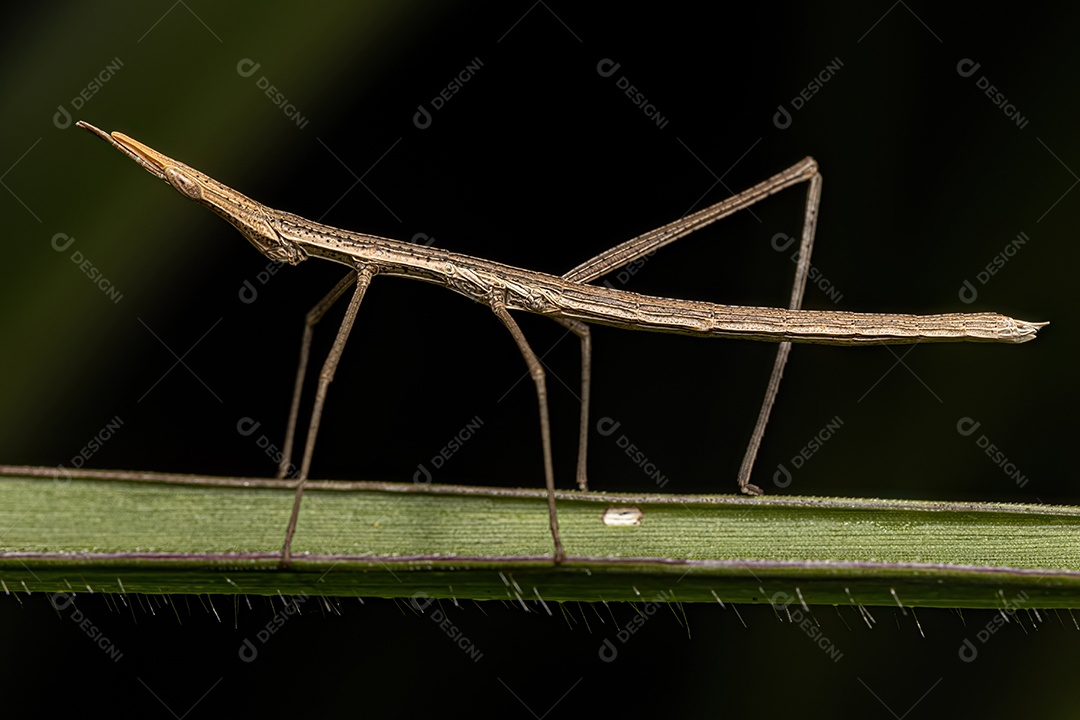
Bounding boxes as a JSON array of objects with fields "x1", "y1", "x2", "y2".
[{"x1": 76, "y1": 121, "x2": 1045, "y2": 566}]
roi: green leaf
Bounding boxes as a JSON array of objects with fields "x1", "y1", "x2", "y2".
[{"x1": 1, "y1": 465, "x2": 1077, "y2": 608}]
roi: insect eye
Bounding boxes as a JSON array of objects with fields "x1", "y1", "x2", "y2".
[{"x1": 165, "y1": 167, "x2": 202, "y2": 200}]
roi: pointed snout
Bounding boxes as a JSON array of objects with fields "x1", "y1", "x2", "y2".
[{"x1": 76, "y1": 121, "x2": 176, "y2": 182}]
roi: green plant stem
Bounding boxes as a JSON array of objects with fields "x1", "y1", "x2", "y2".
[{"x1": 1, "y1": 465, "x2": 1078, "y2": 607}]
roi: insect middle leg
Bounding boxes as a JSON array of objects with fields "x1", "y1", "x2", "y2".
[
  {"x1": 279, "y1": 264, "x2": 376, "y2": 568},
  {"x1": 276, "y1": 270, "x2": 360, "y2": 480}
]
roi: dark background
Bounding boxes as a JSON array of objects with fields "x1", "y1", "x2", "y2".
[{"x1": 1, "y1": 2, "x2": 1075, "y2": 716}]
